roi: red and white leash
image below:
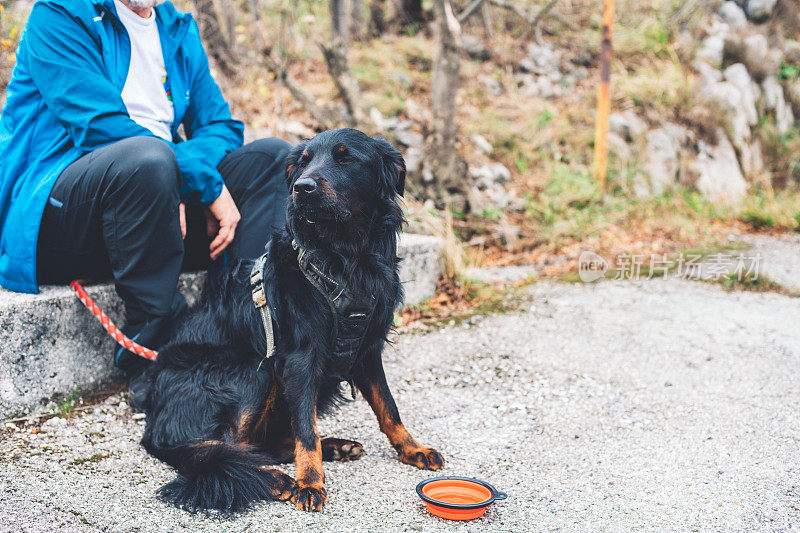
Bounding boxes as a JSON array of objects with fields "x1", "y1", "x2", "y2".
[{"x1": 70, "y1": 280, "x2": 158, "y2": 361}]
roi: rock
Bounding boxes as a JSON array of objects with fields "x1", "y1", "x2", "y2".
[
  {"x1": 719, "y1": 1, "x2": 748, "y2": 28},
  {"x1": 518, "y1": 41, "x2": 578, "y2": 98},
  {"x1": 643, "y1": 124, "x2": 687, "y2": 194},
  {"x1": 519, "y1": 58, "x2": 537, "y2": 73},
  {"x1": 526, "y1": 42, "x2": 562, "y2": 75},
  {"x1": 762, "y1": 76, "x2": 795, "y2": 134},
  {"x1": 608, "y1": 114, "x2": 629, "y2": 141},
  {"x1": 608, "y1": 110, "x2": 647, "y2": 141},
  {"x1": 480, "y1": 75, "x2": 504, "y2": 97},
  {"x1": 369, "y1": 107, "x2": 385, "y2": 129},
  {"x1": 703, "y1": 17, "x2": 731, "y2": 38},
  {"x1": 404, "y1": 147, "x2": 422, "y2": 174},
  {"x1": 521, "y1": 75, "x2": 564, "y2": 99},
  {"x1": 696, "y1": 35, "x2": 725, "y2": 68},
  {"x1": 699, "y1": 70, "x2": 766, "y2": 180},
  {"x1": 394, "y1": 128, "x2": 423, "y2": 148},
  {"x1": 461, "y1": 34, "x2": 491, "y2": 61},
  {"x1": 742, "y1": 33, "x2": 781, "y2": 80},
  {"x1": 692, "y1": 60, "x2": 723, "y2": 84},
  {"x1": 783, "y1": 40, "x2": 800, "y2": 65},
  {"x1": 485, "y1": 188, "x2": 514, "y2": 210},
  {"x1": 607, "y1": 132, "x2": 631, "y2": 161},
  {"x1": 468, "y1": 163, "x2": 514, "y2": 210},
  {"x1": 467, "y1": 185, "x2": 513, "y2": 213},
  {"x1": 744, "y1": 0, "x2": 777, "y2": 22},
  {"x1": 723, "y1": 63, "x2": 759, "y2": 125},
  {"x1": 41, "y1": 416, "x2": 68, "y2": 432},
  {"x1": 691, "y1": 132, "x2": 747, "y2": 206},
  {"x1": 699, "y1": 80, "x2": 751, "y2": 149},
  {"x1": 470, "y1": 134, "x2": 493, "y2": 155},
  {"x1": 470, "y1": 163, "x2": 511, "y2": 185}
]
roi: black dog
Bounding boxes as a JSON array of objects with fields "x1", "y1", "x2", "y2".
[{"x1": 137, "y1": 129, "x2": 443, "y2": 514}]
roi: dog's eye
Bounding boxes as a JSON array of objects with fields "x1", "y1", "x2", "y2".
[
  {"x1": 300, "y1": 151, "x2": 311, "y2": 162},
  {"x1": 334, "y1": 145, "x2": 353, "y2": 164}
]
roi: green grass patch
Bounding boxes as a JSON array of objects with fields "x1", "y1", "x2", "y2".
[
  {"x1": 57, "y1": 389, "x2": 81, "y2": 418},
  {"x1": 719, "y1": 272, "x2": 799, "y2": 296}
]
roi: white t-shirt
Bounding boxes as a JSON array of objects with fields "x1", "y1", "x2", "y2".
[{"x1": 114, "y1": 0, "x2": 174, "y2": 141}]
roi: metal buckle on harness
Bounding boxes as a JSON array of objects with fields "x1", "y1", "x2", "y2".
[{"x1": 252, "y1": 286, "x2": 267, "y2": 308}]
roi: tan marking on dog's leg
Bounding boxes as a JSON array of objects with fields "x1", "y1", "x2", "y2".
[
  {"x1": 363, "y1": 384, "x2": 444, "y2": 470},
  {"x1": 290, "y1": 406, "x2": 327, "y2": 511}
]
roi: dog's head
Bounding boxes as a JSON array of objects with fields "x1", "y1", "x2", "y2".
[{"x1": 284, "y1": 129, "x2": 405, "y2": 252}]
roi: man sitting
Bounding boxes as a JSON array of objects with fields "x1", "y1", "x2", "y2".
[{"x1": 0, "y1": 0, "x2": 289, "y2": 378}]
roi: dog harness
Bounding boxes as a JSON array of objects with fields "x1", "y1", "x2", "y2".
[{"x1": 250, "y1": 240, "x2": 378, "y2": 381}]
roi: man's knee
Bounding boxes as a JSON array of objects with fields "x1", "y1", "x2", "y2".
[
  {"x1": 220, "y1": 137, "x2": 292, "y2": 196},
  {"x1": 246, "y1": 137, "x2": 292, "y2": 159},
  {"x1": 112, "y1": 137, "x2": 179, "y2": 198},
  {"x1": 242, "y1": 138, "x2": 292, "y2": 188}
]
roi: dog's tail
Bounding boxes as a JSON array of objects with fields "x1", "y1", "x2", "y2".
[{"x1": 148, "y1": 439, "x2": 294, "y2": 513}]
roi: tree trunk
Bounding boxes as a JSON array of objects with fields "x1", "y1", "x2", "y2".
[
  {"x1": 351, "y1": 0, "x2": 365, "y2": 40},
  {"x1": 425, "y1": 0, "x2": 466, "y2": 210},
  {"x1": 330, "y1": 0, "x2": 351, "y2": 56},
  {"x1": 369, "y1": 0, "x2": 386, "y2": 35},
  {"x1": 400, "y1": 0, "x2": 423, "y2": 26},
  {"x1": 323, "y1": 0, "x2": 366, "y2": 126},
  {"x1": 192, "y1": 0, "x2": 236, "y2": 78}
]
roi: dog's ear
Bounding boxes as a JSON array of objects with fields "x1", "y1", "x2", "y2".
[
  {"x1": 374, "y1": 138, "x2": 406, "y2": 197},
  {"x1": 285, "y1": 141, "x2": 307, "y2": 192}
]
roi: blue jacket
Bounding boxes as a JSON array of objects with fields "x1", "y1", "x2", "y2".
[{"x1": 0, "y1": 0, "x2": 244, "y2": 293}]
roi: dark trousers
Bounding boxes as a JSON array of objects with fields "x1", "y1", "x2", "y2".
[{"x1": 37, "y1": 136, "x2": 290, "y2": 328}]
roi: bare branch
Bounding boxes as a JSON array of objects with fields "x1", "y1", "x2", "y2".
[
  {"x1": 192, "y1": 0, "x2": 237, "y2": 78},
  {"x1": 486, "y1": 0, "x2": 559, "y2": 27},
  {"x1": 320, "y1": 44, "x2": 366, "y2": 126},
  {"x1": 457, "y1": 0, "x2": 486, "y2": 23},
  {"x1": 532, "y1": 0, "x2": 560, "y2": 27},
  {"x1": 262, "y1": 48, "x2": 337, "y2": 129}
]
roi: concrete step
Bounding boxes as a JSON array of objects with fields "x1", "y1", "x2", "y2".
[{"x1": 0, "y1": 233, "x2": 441, "y2": 419}]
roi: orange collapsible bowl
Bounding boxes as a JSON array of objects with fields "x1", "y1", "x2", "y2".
[{"x1": 416, "y1": 476, "x2": 508, "y2": 521}]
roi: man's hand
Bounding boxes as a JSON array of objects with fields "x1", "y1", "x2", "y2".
[{"x1": 203, "y1": 185, "x2": 240, "y2": 260}]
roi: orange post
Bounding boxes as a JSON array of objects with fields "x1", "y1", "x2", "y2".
[{"x1": 593, "y1": 0, "x2": 615, "y2": 193}]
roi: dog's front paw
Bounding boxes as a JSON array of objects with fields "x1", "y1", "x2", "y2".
[
  {"x1": 260, "y1": 467, "x2": 298, "y2": 501},
  {"x1": 397, "y1": 446, "x2": 444, "y2": 471},
  {"x1": 292, "y1": 484, "x2": 328, "y2": 512},
  {"x1": 321, "y1": 437, "x2": 365, "y2": 462}
]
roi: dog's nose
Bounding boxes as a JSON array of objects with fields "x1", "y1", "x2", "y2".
[{"x1": 293, "y1": 177, "x2": 317, "y2": 195}]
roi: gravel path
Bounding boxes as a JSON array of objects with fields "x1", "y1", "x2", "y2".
[
  {"x1": 737, "y1": 234, "x2": 800, "y2": 290},
  {"x1": 1, "y1": 279, "x2": 799, "y2": 532}
]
